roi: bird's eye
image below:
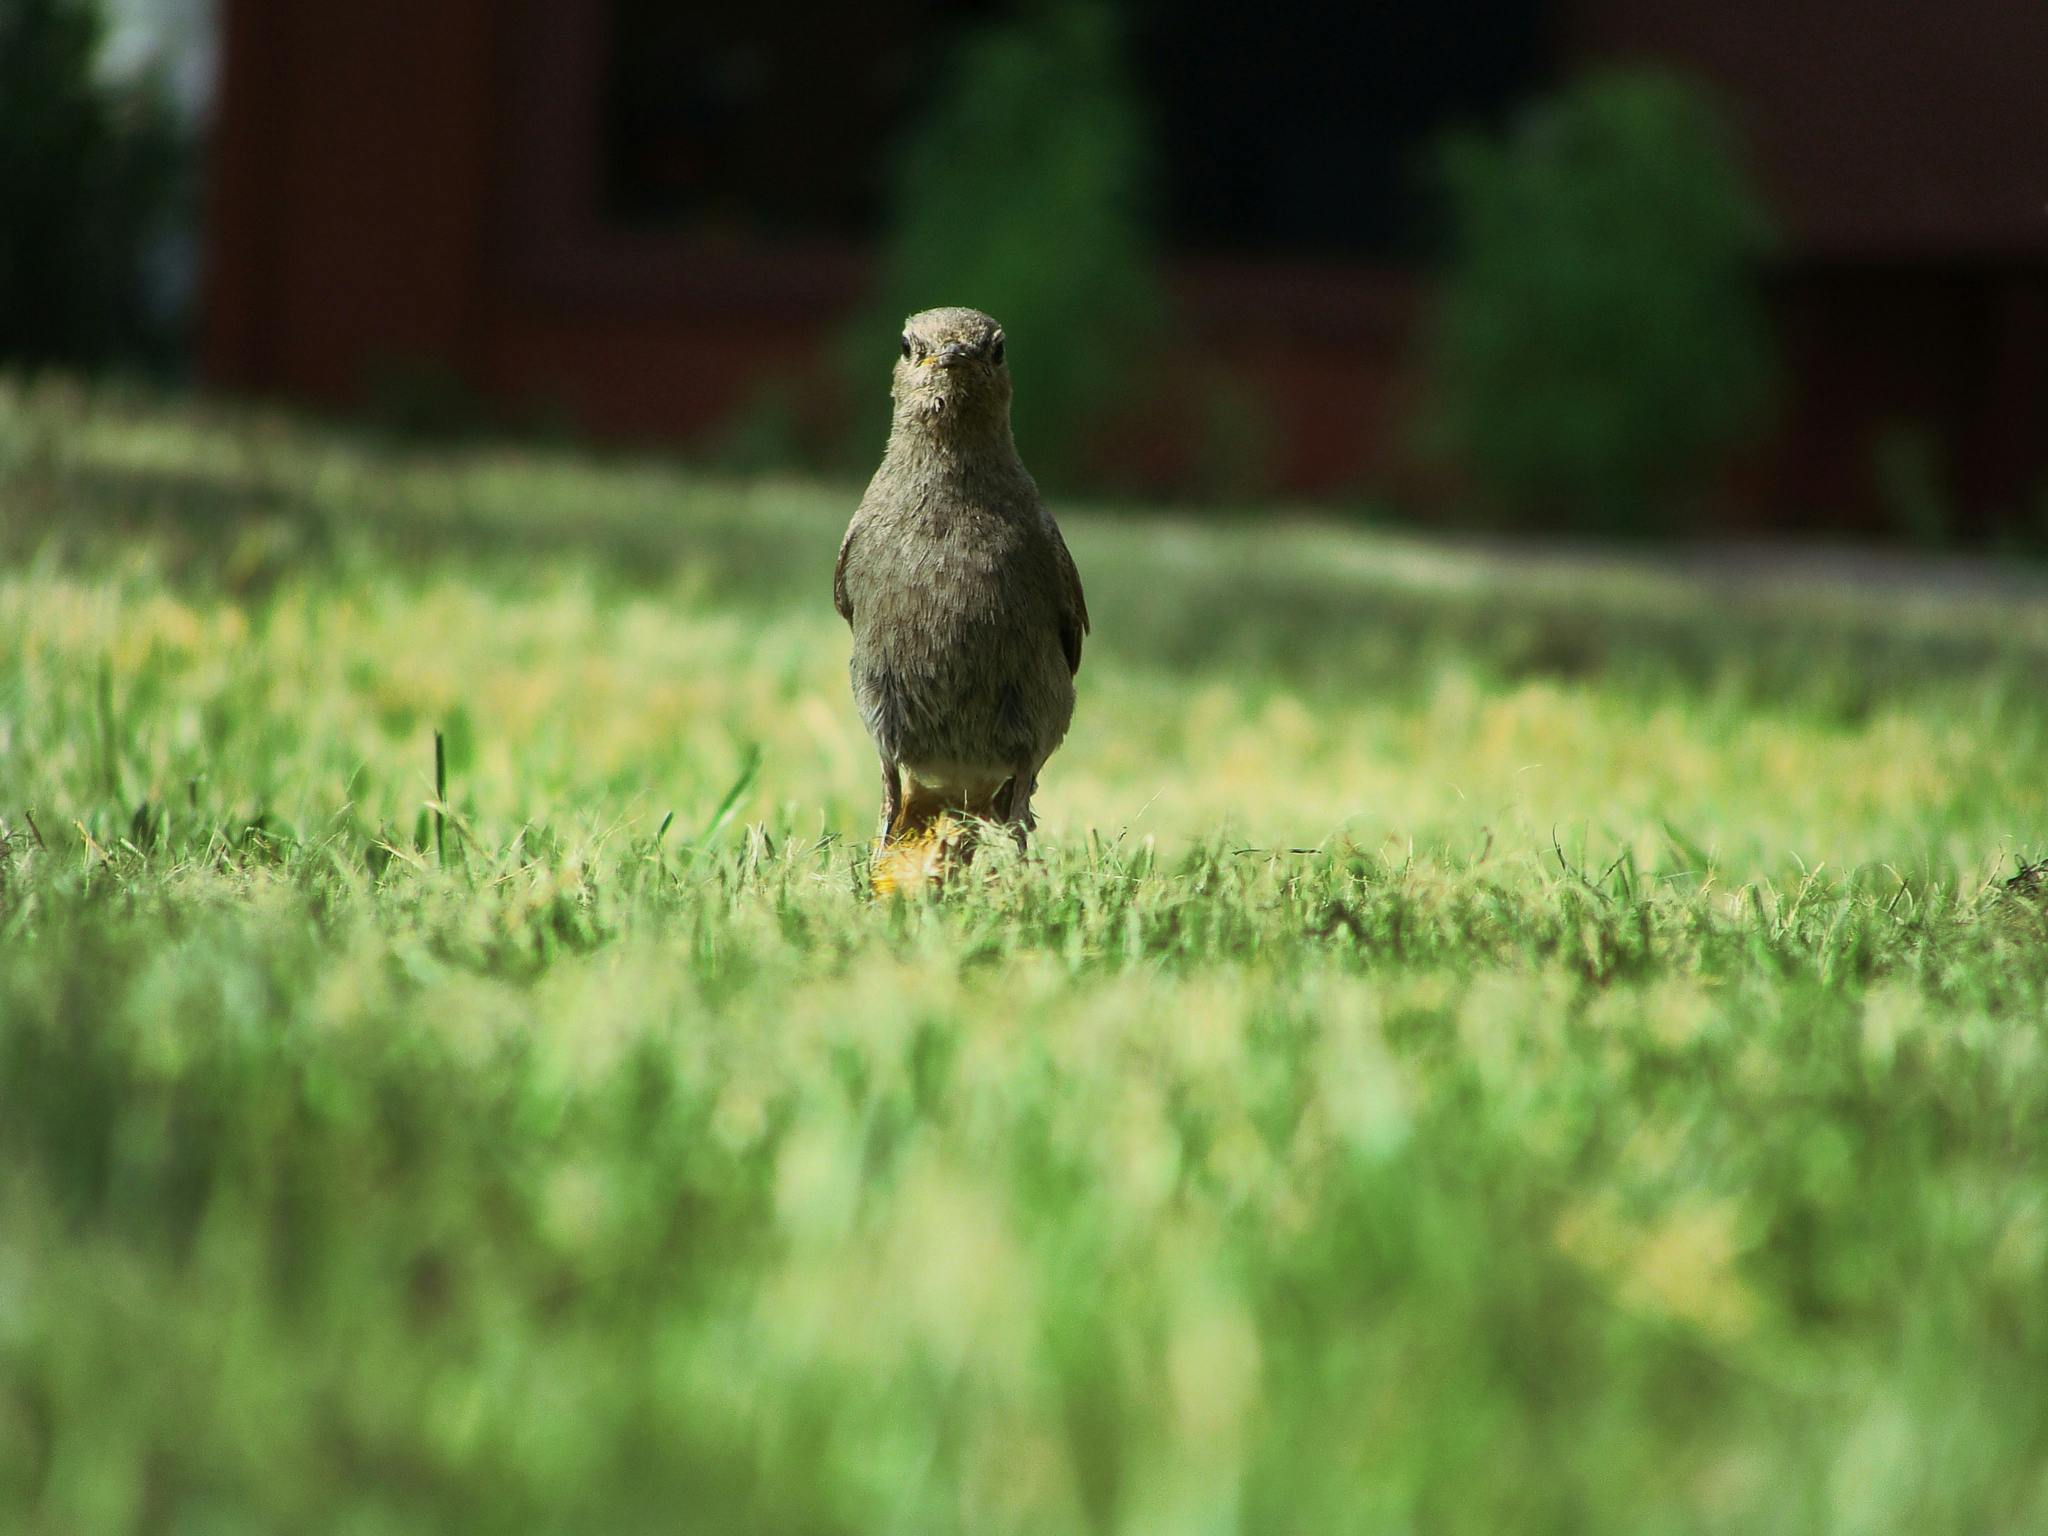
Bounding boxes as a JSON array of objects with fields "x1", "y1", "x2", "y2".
[
  {"x1": 989, "y1": 331, "x2": 1005, "y2": 365},
  {"x1": 899, "y1": 333, "x2": 914, "y2": 360}
]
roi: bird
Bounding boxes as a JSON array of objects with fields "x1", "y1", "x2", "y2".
[{"x1": 834, "y1": 306, "x2": 1089, "y2": 894}]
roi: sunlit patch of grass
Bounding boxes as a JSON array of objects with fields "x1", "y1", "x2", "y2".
[{"x1": 2, "y1": 377, "x2": 2047, "y2": 1532}]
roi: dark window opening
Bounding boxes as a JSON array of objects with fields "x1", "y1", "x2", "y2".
[
  {"x1": 599, "y1": 1, "x2": 1555, "y2": 258},
  {"x1": 1130, "y1": 0, "x2": 1555, "y2": 260},
  {"x1": 599, "y1": 2, "x2": 997, "y2": 239}
]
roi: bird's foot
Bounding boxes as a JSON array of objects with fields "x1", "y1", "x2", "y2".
[{"x1": 870, "y1": 813, "x2": 972, "y2": 897}]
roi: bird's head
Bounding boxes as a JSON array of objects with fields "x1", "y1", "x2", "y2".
[{"x1": 891, "y1": 307, "x2": 1010, "y2": 432}]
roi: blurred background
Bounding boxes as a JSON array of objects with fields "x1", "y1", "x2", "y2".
[{"x1": 6, "y1": 0, "x2": 2045, "y2": 542}]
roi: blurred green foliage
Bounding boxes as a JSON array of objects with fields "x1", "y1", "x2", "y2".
[
  {"x1": 1869, "y1": 421, "x2": 1956, "y2": 548},
  {"x1": 846, "y1": 2, "x2": 1163, "y2": 484},
  {"x1": 1425, "y1": 70, "x2": 1779, "y2": 533},
  {"x1": 0, "y1": 0, "x2": 191, "y2": 372}
]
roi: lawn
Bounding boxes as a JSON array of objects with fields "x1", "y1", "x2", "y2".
[{"x1": 2, "y1": 376, "x2": 2046, "y2": 1534}]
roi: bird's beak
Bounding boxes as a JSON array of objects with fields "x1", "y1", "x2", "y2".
[{"x1": 920, "y1": 343, "x2": 972, "y2": 369}]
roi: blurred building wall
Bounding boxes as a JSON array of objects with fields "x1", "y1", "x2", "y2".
[
  {"x1": 1565, "y1": 0, "x2": 2048, "y2": 533},
  {"x1": 204, "y1": 0, "x2": 2046, "y2": 526}
]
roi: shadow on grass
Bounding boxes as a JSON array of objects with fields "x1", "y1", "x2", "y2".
[{"x1": 7, "y1": 396, "x2": 2048, "y2": 722}]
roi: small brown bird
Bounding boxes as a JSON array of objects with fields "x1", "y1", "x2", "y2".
[{"x1": 835, "y1": 307, "x2": 1088, "y2": 893}]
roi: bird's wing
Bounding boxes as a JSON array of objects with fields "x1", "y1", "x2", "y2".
[
  {"x1": 1047, "y1": 517, "x2": 1089, "y2": 675},
  {"x1": 833, "y1": 516, "x2": 859, "y2": 624}
]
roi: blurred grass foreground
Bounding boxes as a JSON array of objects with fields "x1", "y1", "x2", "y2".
[{"x1": 2, "y1": 378, "x2": 2047, "y2": 1532}]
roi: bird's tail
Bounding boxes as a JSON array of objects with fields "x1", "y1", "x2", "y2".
[{"x1": 869, "y1": 780, "x2": 1008, "y2": 897}]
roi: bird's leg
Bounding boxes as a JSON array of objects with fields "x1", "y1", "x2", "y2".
[
  {"x1": 1000, "y1": 767, "x2": 1037, "y2": 850},
  {"x1": 878, "y1": 757, "x2": 903, "y2": 842}
]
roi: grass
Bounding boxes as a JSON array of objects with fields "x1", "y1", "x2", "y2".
[{"x1": 2, "y1": 375, "x2": 2047, "y2": 1533}]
